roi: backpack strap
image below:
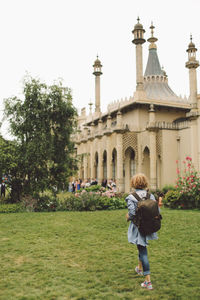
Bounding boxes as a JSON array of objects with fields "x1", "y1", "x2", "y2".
[
  {"x1": 132, "y1": 192, "x2": 142, "y2": 202},
  {"x1": 146, "y1": 191, "x2": 150, "y2": 199},
  {"x1": 132, "y1": 191, "x2": 150, "y2": 201}
]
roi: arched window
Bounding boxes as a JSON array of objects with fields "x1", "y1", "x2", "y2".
[{"x1": 112, "y1": 149, "x2": 117, "y2": 181}]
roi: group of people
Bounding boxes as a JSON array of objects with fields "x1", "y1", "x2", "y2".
[{"x1": 68, "y1": 178, "x2": 117, "y2": 192}]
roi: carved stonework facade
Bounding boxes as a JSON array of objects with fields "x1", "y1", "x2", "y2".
[{"x1": 74, "y1": 20, "x2": 200, "y2": 192}]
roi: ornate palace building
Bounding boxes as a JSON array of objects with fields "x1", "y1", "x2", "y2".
[{"x1": 74, "y1": 18, "x2": 200, "y2": 192}]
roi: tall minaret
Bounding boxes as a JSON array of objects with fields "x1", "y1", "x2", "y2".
[
  {"x1": 93, "y1": 56, "x2": 102, "y2": 114},
  {"x1": 132, "y1": 17, "x2": 146, "y2": 92},
  {"x1": 185, "y1": 35, "x2": 199, "y2": 109}
]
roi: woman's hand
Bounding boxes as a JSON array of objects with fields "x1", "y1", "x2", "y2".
[{"x1": 126, "y1": 213, "x2": 130, "y2": 222}]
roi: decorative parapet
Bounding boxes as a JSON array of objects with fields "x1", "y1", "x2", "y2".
[
  {"x1": 146, "y1": 121, "x2": 189, "y2": 130},
  {"x1": 107, "y1": 96, "x2": 134, "y2": 112},
  {"x1": 74, "y1": 122, "x2": 129, "y2": 143}
]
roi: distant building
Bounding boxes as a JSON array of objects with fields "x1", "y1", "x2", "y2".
[{"x1": 74, "y1": 18, "x2": 200, "y2": 193}]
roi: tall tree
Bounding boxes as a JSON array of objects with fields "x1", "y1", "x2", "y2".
[
  {"x1": 0, "y1": 136, "x2": 21, "y2": 201},
  {"x1": 3, "y1": 76, "x2": 78, "y2": 197}
]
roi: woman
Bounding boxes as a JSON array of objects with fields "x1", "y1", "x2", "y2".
[{"x1": 126, "y1": 173, "x2": 158, "y2": 290}]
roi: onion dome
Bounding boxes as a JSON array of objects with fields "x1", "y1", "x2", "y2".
[
  {"x1": 134, "y1": 17, "x2": 144, "y2": 30},
  {"x1": 187, "y1": 35, "x2": 197, "y2": 52},
  {"x1": 132, "y1": 17, "x2": 146, "y2": 45}
]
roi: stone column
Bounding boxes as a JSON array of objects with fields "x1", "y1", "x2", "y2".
[
  {"x1": 189, "y1": 68, "x2": 198, "y2": 109},
  {"x1": 135, "y1": 44, "x2": 144, "y2": 91},
  {"x1": 106, "y1": 135, "x2": 112, "y2": 181},
  {"x1": 149, "y1": 130, "x2": 157, "y2": 190},
  {"x1": 197, "y1": 99, "x2": 200, "y2": 172},
  {"x1": 149, "y1": 104, "x2": 157, "y2": 190},
  {"x1": 83, "y1": 154, "x2": 88, "y2": 181},
  {"x1": 98, "y1": 145, "x2": 103, "y2": 185},
  {"x1": 190, "y1": 118, "x2": 198, "y2": 168},
  {"x1": 137, "y1": 136, "x2": 142, "y2": 173},
  {"x1": 95, "y1": 76, "x2": 101, "y2": 113},
  {"x1": 90, "y1": 141, "x2": 95, "y2": 180},
  {"x1": 116, "y1": 133, "x2": 124, "y2": 192}
]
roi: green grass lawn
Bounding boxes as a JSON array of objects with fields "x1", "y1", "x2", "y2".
[{"x1": 0, "y1": 208, "x2": 200, "y2": 300}]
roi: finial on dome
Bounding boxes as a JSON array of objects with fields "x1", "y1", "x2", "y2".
[
  {"x1": 147, "y1": 21, "x2": 158, "y2": 49},
  {"x1": 150, "y1": 22, "x2": 155, "y2": 37},
  {"x1": 187, "y1": 34, "x2": 196, "y2": 51}
]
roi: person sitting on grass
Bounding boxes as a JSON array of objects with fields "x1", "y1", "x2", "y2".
[{"x1": 125, "y1": 173, "x2": 158, "y2": 290}]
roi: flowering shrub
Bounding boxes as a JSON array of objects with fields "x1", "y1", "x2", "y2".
[
  {"x1": 165, "y1": 156, "x2": 200, "y2": 209},
  {"x1": 57, "y1": 185, "x2": 127, "y2": 211}
]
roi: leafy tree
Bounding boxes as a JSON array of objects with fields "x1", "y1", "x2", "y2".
[
  {"x1": 3, "y1": 76, "x2": 78, "y2": 198},
  {"x1": 0, "y1": 136, "x2": 21, "y2": 202}
]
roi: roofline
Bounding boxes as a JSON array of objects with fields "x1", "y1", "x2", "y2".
[{"x1": 84, "y1": 98, "x2": 191, "y2": 125}]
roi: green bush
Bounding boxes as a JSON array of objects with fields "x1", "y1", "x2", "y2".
[
  {"x1": 77, "y1": 184, "x2": 104, "y2": 193},
  {"x1": 21, "y1": 191, "x2": 58, "y2": 212},
  {"x1": 34, "y1": 195, "x2": 58, "y2": 212},
  {"x1": 57, "y1": 192, "x2": 127, "y2": 211},
  {"x1": 163, "y1": 190, "x2": 181, "y2": 208},
  {"x1": 0, "y1": 203, "x2": 25, "y2": 213},
  {"x1": 163, "y1": 189, "x2": 200, "y2": 209},
  {"x1": 0, "y1": 188, "x2": 127, "y2": 213},
  {"x1": 162, "y1": 185, "x2": 176, "y2": 194}
]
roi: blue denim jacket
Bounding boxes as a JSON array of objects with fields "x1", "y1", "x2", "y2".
[{"x1": 125, "y1": 189, "x2": 158, "y2": 246}]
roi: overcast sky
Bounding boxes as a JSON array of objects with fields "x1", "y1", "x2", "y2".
[{"x1": 0, "y1": 0, "x2": 200, "y2": 138}]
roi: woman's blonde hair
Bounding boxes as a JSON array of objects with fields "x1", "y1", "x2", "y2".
[{"x1": 131, "y1": 173, "x2": 148, "y2": 189}]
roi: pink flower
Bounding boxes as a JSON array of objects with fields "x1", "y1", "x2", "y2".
[{"x1": 186, "y1": 156, "x2": 192, "y2": 161}]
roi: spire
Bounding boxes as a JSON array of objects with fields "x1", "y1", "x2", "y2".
[
  {"x1": 144, "y1": 23, "x2": 180, "y2": 102},
  {"x1": 144, "y1": 23, "x2": 162, "y2": 76}
]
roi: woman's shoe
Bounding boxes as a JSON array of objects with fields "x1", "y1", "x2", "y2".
[
  {"x1": 135, "y1": 266, "x2": 143, "y2": 275},
  {"x1": 141, "y1": 281, "x2": 153, "y2": 290}
]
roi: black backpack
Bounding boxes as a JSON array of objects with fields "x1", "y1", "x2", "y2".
[{"x1": 132, "y1": 192, "x2": 162, "y2": 236}]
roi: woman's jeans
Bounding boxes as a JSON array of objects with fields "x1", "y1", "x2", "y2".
[{"x1": 137, "y1": 245, "x2": 150, "y2": 275}]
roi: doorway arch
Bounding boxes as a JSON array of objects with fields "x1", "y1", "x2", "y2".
[
  {"x1": 142, "y1": 146, "x2": 150, "y2": 179},
  {"x1": 112, "y1": 148, "x2": 117, "y2": 181},
  {"x1": 124, "y1": 147, "x2": 136, "y2": 192},
  {"x1": 103, "y1": 150, "x2": 107, "y2": 181},
  {"x1": 94, "y1": 152, "x2": 98, "y2": 180}
]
